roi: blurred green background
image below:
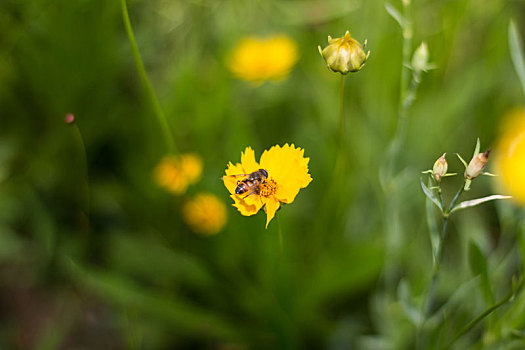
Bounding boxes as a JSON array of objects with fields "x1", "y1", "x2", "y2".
[{"x1": 1, "y1": 0, "x2": 525, "y2": 348}]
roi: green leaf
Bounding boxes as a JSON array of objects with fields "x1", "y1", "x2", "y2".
[
  {"x1": 468, "y1": 240, "x2": 494, "y2": 304},
  {"x1": 456, "y1": 153, "x2": 468, "y2": 169},
  {"x1": 509, "y1": 20, "x2": 525, "y2": 97},
  {"x1": 420, "y1": 177, "x2": 443, "y2": 212},
  {"x1": 385, "y1": 3, "x2": 405, "y2": 29},
  {"x1": 472, "y1": 138, "x2": 481, "y2": 159},
  {"x1": 425, "y1": 185, "x2": 441, "y2": 269},
  {"x1": 66, "y1": 259, "x2": 239, "y2": 339},
  {"x1": 398, "y1": 280, "x2": 422, "y2": 326},
  {"x1": 449, "y1": 195, "x2": 512, "y2": 214},
  {"x1": 482, "y1": 172, "x2": 498, "y2": 177}
]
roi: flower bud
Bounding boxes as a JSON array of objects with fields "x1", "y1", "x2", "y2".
[
  {"x1": 432, "y1": 153, "x2": 448, "y2": 182},
  {"x1": 465, "y1": 150, "x2": 491, "y2": 180},
  {"x1": 412, "y1": 42, "x2": 429, "y2": 74},
  {"x1": 318, "y1": 31, "x2": 370, "y2": 75}
]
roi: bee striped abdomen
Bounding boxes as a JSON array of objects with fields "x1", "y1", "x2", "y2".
[{"x1": 235, "y1": 181, "x2": 250, "y2": 195}]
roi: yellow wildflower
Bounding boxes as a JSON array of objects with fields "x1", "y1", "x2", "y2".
[
  {"x1": 183, "y1": 193, "x2": 227, "y2": 235},
  {"x1": 228, "y1": 35, "x2": 298, "y2": 84},
  {"x1": 223, "y1": 144, "x2": 312, "y2": 228},
  {"x1": 494, "y1": 108, "x2": 525, "y2": 204},
  {"x1": 154, "y1": 153, "x2": 203, "y2": 194}
]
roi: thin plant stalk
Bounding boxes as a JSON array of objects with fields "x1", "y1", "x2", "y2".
[
  {"x1": 338, "y1": 74, "x2": 346, "y2": 150},
  {"x1": 69, "y1": 121, "x2": 90, "y2": 217},
  {"x1": 120, "y1": 0, "x2": 177, "y2": 154},
  {"x1": 418, "y1": 181, "x2": 466, "y2": 348},
  {"x1": 381, "y1": 0, "x2": 414, "y2": 291},
  {"x1": 448, "y1": 278, "x2": 523, "y2": 347},
  {"x1": 276, "y1": 215, "x2": 283, "y2": 256}
]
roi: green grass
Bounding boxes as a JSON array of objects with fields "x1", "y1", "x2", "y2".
[{"x1": 0, "y1": 0, "x2": 525, "y2": 348}]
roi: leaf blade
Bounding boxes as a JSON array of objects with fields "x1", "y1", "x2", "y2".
[
  {"x1": 509, "y1": 20, "x2": 525, "y2": 97},
  {"x1": 450, "y1": 195, "x2": 512, "y2": 214},
  {"x1": 420, "y1": 177, "x2": 443, "y2": 212}
]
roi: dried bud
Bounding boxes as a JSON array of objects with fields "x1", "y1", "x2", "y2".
[
  {"x1": 465, "y1": 150, "x2": 491, "y2": 180},
  {"x1": 432, "y1": 153, "x2": 448, "y2": 182},
  {"x1": 318, "y1": 31, "x2": 370, "y2": 75}
]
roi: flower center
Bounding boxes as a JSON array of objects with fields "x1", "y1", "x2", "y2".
[{"x1": 259, "y1": 178, "x2": 277, "y2": 197}]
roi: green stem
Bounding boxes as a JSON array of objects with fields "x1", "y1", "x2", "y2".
[
  {"x1": 338, "y1": 74, "x2": 346, "y2": 149},
  {"x1": 70, "y1": 122, "x2": 90, "y2": 216},
  {"x1": 446, "y1": 182, "x2": 465, "y2": 215},
  {"x1": 390, "y1": 0, "x2": 413, "y2": 159},
  {"x1": 120, "y1": 0, "x2": 177, "y2": 154},
  {"x1": 418, "y1": 180, "x2": 465, "y2": 348},
  {"x1": 448, "y1": 279, "x2": 524, "y2": 347},
  {"x1": 276, "y1": 215, "x2": 283, "y2": 256}
]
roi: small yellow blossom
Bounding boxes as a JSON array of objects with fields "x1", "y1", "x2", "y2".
[
  {"x1": 228, "y1": 35, "x2": 298, "y2": 84},
  {"x1": 223, "y1": 144, "x2": 312, "y2": 228},
  {"x1": 494, "y1": 108, "x2": 525, "y2": 204},
  {"x1": 318, "y1": 31, "x2": 370, "y2": 74},
  {"x1": 154, "y1": 153, "x2": 203, "y2": 194},
  {"x1": 183, "y1": 193, "x2": 227, "y2": 235}
]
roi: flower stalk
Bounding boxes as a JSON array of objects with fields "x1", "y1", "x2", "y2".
[{"x1": 120, "y1": 0, "x2": 177, "y2": 154}]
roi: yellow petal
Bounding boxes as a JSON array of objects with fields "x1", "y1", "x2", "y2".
[
  {"x1": 265, "y1": 196, "x2": 281, "y2": 228},
  {"x1": 224, "y1": 161, "x2": 245, "y2": 194},
  {"x1": 232, "y1": 193, "x2": 264, "y2": 216},
  {"x1": 260, "y1": 143, "x2": 312, "y2": 203},
  {"x1": 223, "y1": 147, "x2": 261, "y2": 195},
  {"x1": 240, "y1": 146, "x2": 260, "y2": 174}
]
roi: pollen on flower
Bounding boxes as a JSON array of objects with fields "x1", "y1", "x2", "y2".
[{"x1": 259, "y1": 178, "x2": 278, "y2": 197}]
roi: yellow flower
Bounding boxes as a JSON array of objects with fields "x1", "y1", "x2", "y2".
[
  {"x1": 154, "y1": 153, "x2": 203, "y2": 194},
  {"x1": 494, "y1": 108, "x2": 525, "y2": 204},
  {"x1": 183, "y1": 193, "x2": 227, "y2": 235},
  {"x1": 318, "y1": 31, "x2": 370, "y2": 74},
  {"x1": 228, "y1": 35, "x2": 298, "y2": 84},
  {"x1": 223, "y1": 144, "x2": 312, "y2": 228}
]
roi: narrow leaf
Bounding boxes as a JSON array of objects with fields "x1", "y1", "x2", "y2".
[
  {"x1": 456, "y1": 153, "x2": 468, "y2": 169},
  {"x1": 468, "y1": 240, "x2": 494, "y2": 304},
  {"x1": 398, "y1": 280, "x2": 422, "y2": 326},
  {"x1": 425, "y1": 185, "x2": 441, "y2": 269},
  {"x1": 473, "y1": 138, "x2": 481, "y2": 159},
  {"x1": 385, "y1": 3, "x2": 405, "y2": 29},
  {"x1": 420, "y1": 178, "x2": 443, "y2": 211},
  {"x1": 450, "y1": 195, "x2": 512, "y2": 214},
  {"x1": 509, "y1": 20, "x2": 525, "y2": 97}
]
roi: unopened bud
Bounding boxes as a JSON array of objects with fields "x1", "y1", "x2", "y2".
[
  {"x1": 465, "y1": 150, "x2": 491, "y2": 180},
  {"x1": 65, "y1": 113, "x2": 75, "y2": 125},
  {"x1": 318, "y1": 31, "x2": 370, "y2": 75},
  {"x1": 412, "y1": 42, "x2": 429, "y2": 73},
  {"x1": 432, "y1": 153, "x2": 448, "y2": 182}
]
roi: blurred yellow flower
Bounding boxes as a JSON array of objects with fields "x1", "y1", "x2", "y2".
[
  {"x1": 223, "y1": 144, "x2": 312, "y2": 228},
  {"x1": 228, "y1": 35, "x2": 298, "y2": 84},
  {"x1": 154, "y1": 153, "x2": 203, "y2": 194},
  {"x1": 183, "y1": 193, "x2": 227, "y2": 235},
  {"x1": 494, "y1": 108, "x2": 525, "y2": 204}
]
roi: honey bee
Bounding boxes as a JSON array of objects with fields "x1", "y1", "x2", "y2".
[{"x1": 223, "y1": 169, "x2": 269, "y2": 198}]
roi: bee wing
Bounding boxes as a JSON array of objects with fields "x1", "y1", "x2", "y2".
[{"x1": 221, "y1": 173, "x2": 251, "y2": 181}]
